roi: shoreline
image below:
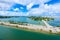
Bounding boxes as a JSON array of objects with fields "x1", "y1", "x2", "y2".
[{"x1": 0, "y1": 21, "x2": 60, "y2": 34}]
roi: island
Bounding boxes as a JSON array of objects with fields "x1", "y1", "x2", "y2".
[{"x1": 28, "y1": 16, "x2": 54, "y2": 21}]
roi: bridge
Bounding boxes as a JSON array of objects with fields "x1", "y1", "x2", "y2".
[{"x1": 42, "y1": 20, "x2": 53, "y2": 28}]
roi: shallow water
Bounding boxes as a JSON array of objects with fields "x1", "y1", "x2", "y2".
[
  {"x1": 0, "y1": 16, "x2": 60, "y2": 26},
  {"x1": 48, "y1": 18, "x2": 60, "y2": 27}
]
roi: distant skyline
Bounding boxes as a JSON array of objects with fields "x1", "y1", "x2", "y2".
[{"x1": 0, "y1": 0, "x2": 60, "y2": 16}]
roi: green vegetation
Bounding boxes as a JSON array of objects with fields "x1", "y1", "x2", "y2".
[
  {"x1": 57, "y1": 25, "x2": 60, "y2": 27},
  {"x1": 0, "y1": 16, "x2": 13, "y2": 18},
  {"x1": 0, "y1": 16, "x2": 20, "y2": 18},
  {"x1": 9, "y1": 20, "x2": 28, "y2": 25},
  {"x1": 28, "y1": 16, "x2": 54, "y2": 21},
  {"x1": 49, "y1": 30, "x2": 52, "y2": 33}
]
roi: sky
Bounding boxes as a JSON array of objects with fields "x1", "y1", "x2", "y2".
[{"x1": 0, "y1": 0, "x2": 60, "y2": 16}]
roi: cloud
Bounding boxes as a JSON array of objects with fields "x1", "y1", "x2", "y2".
[
  {"x1": 13, "y1": 8, "x2": 20, "y2": 11},
  {"x1": 0, "y1": 0, "x2": 60, "y2": 16},
  {"x1": 0, "y1": 0, "x2": 51, "y2": 5},
  {"x1": 27, "y1": 2, "x2": 35, "y2": 10},
  {"x1": 27, "y1": 3, "x2": 60, "y2": 16},
  {"x1": 0, "y1": 0, "x2": 14, "y2": 11},
  {"x1": 43, "y1": 3, "x2": 60, "y2": 16},
  {"x1": 0, "y1": 11, "x2": 28, "y2": 16}
]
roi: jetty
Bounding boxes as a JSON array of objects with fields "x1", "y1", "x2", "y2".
[
  {"x1": 42, "y1": 20, "x2": 60, "y2": 33},
  {"x1": 0, "y1": 21, "x2": 60, "y2": 34}
]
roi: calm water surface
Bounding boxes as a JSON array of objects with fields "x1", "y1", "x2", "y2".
[
  {"x1": 0, "y1": 16, "x2": 60, "y2": 26},
  {"x1": 0, "y1": 25, "x2": 60, "y2": 40}
]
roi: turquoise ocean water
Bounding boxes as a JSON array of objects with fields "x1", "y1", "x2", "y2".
[
  {"x1": 0, "y1": 16, "x2": 60, "y2": 26},
  {"x1": 0, "y1": 16, "x2": 60, "y2": 40}
]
